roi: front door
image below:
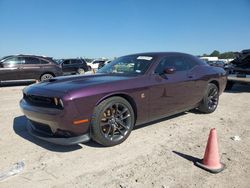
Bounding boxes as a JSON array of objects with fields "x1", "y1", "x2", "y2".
[
  {"x1": 19, "y1": 57, "x2": 42, "y2": 80},
  {"x1": 62, "y1": 59, "x2": 73, "y2": 75},
  {"x1": 0, "y1": 57, "x2": 22, "y2": 81},
  {"x1": 149, "y1": 55, "x2": 198, "y2": 120}
]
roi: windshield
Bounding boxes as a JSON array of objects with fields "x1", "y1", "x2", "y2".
[
  {"x1": 54, "y1": 59, "x2": 63, "y2": 64},
  {"x1": 97, "y1": 55, "x2": 154, "y2": 75}
]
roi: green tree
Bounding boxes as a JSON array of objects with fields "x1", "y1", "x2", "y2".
[
  {"x1": 219, "y1": 52, "x2": 236, "y2": 59},
  {"x1": 210, "y1": 50, "x2": 220, "y2": 57}
]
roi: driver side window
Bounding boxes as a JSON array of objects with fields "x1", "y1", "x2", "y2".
[
  {"x1": 3, "y1": 57, "x2": 23, "y2": 66},
  {"x1": 155, "y1": 56, "x2": 189, "y2": 74}
]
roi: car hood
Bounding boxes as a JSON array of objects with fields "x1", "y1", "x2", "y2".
[{"x1": 30, "y1": 74, "x2": 137, "y2": 93}]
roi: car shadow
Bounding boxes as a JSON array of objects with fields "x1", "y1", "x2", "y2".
[
  {"x1": 224, "y1": 84, "x2": 250, "y2": 93},
  {"x1": 13, "y1": 111, "x2": 198, "y2": 150},
  {"x1": 0, "y1": 81, "x2": 34, "y2": 87},
  {"x1": 13, "y1": 116, "x2": 83, "y2": 152},
  {"x1": 134, "y1": 112, "x2": 188, "y2": 130}
]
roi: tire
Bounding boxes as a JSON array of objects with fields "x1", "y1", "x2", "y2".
[
  {"x1": 225, "y1": 81, "x2": 234, "y2": 90},
  {"x1": 77, "y1": 68, "x2": 85, "y2": 74},
  {"x1": 40, "y1": 73, "x2": 54, "y2": 81},
  {"x1": 198, "y1": 83, "x2": 219, "y2": 114},
  {"x1": 91, "y1": 97, "x2": 135, "y2": 146}
]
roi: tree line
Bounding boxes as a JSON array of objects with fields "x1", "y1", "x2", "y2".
[{"x1": 202, "y1": 50, "x2": 236, "y2": 59}]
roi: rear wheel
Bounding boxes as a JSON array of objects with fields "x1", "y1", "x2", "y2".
[
  {"x1": 198, "y1": 83, "x2": 219, "y2": 113},
  {"x1": 91, "y1": 97, "x2": 135, "y2": 146},
  {"x1": 40, "y1": 73, "x2": 54, "y2": 81}
]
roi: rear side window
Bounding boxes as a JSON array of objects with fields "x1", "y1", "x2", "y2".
[
  {"x1": 24, "y1": 57, "x2": 40, "y2": 64},
  {"x1": 71, "y1": 59, "x2": 81, "y2": 64},
  {"x1": 155, "y1": 55, "x2": 198, "y2": 74},
  {"x1": 183, "y1": 55, "x2": 199, "y2": 69},
  {"x1": 155, "y1": 56, "x2": 188, "y2": 73},
  {"x1": 40, "y1": 59, "x2": 50, "y2": 64}
]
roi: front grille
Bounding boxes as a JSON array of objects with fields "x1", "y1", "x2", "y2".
[
  {"x1": 30, "y1": 120, "x2": 76, "y2": 138},
  {"x1": 30, "y1": 120, "x2": 53, "y2": 135},
  {"x1": 24, "y1": 93, "x2": 63, "y2": 109}
]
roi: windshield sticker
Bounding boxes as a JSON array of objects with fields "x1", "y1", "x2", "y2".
[{"x1": 137, "y1": 56, "x2": 153, "y2": 61}]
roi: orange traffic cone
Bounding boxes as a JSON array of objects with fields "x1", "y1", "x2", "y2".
[{"x1": 196, "y1": 128, "x2": 225, "y2": 173}]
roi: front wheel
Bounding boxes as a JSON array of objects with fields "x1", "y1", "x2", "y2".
[
  {"x1": 198, "y1": 83, "x2": 219, "y2": 113},
  {"x1": 91, "y1": 97, "x2": 135, "y2": 146}
]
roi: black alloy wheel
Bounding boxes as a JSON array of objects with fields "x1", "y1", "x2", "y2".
[
  {"x1": 91, "y1": 97, "x2": 135, "y2": 146},
  {"x1": 207, "y1": 86, "x2": 219, "y2": 111},
  {"x1": 100, "y1": 103, "x2": 132, "y2": 141},
  {"x1": 198, "y1": 83, "x2": 219, "y2": 113}
]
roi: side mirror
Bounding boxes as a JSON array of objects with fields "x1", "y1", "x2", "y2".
[{"x1": 163, "y1": 67, "x2": 176, "y2": 74}]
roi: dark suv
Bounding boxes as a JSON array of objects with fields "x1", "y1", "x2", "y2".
[
  {"x1": 60, "y1": 59, "x2": 88, "y2": 75},
  {"x1": 0, "y1": 55, "x2": 63, "y2": 84}
]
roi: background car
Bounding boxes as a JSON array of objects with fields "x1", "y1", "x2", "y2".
[
  {"x1": 20, "y1": 52, "x2": 227, "y2": 147},
  {"x1": 60, "y1": 58, "x2": 88, "y2": 75},
  {"x1": 226, "y1": 49, "x2": 250, "y2": 90},
  {"x1": 87, "y1": 59, "x2": 107, "y2": 70},
  {"x1": 207, "y1": 60, "x2": 225, "y2": 68},
  {"x1": 0, "y1": 55, "x2": 63, "y2": 84}
]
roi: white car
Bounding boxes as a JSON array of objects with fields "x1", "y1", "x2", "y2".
[{"x1": 87, "y1": 59, "x2": 109, "y2": 70}]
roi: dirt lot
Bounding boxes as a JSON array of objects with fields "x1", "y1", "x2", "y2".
[{"x1": 0, "y1": 84, "x2": 250, "y2": 188}]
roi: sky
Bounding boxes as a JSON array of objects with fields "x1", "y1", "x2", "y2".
[{"x1": 0, "y1": 0, "x2": 250, "y2": 58}]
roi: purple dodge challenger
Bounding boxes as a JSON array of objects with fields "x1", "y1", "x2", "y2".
[{"x1": 20, "y1": 52, "x2": 227, "y2": 146}]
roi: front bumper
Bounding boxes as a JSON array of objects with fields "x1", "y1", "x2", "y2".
[
  {"x1": 27, "y1": 121, "x2": 90, "y2": 145},
  {"x1": 20, "y1": 98, "x2": 91, "y2": 145}
]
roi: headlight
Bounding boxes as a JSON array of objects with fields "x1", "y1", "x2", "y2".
[
  {"x1": 53, "y1": 97, "x2": 64, "y2": 108},
  {"x1": 59, "y1": 99, "x2": 64, "y2": 108}
]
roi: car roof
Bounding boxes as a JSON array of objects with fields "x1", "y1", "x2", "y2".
[
  {"x1": 2, "y1": 54, "x2": 52, "y2": 59},
  {"x1": 62, "y1": 58, "x2": 84, "y2": 60},
  {"x1": 124, "y1": 52, "x2": 192, "y2": 58},
  {"x1": 0, "y1": 55, "x2": 57, "y2": 64}
]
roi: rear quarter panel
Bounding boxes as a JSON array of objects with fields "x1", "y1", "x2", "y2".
[
  {"x1": 195, "y1": 65, "x2": 227, "y2": 95},
  {"x1": 42, "y1": 64, "x2": 63, "y2": 77}
]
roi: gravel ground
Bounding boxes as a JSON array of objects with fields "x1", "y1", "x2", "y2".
[{"x1": 0, "y1": 84, "x2": 249, "y2": 188}]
